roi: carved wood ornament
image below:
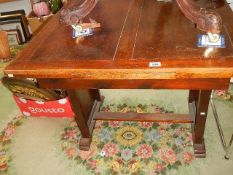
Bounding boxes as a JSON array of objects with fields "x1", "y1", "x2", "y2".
[
  {"x1": 60, "y1": 0, "x2": 98, "y2": 25},
  {"x1": 176, "y1": 0, "x2": 222, "y2": 34},
  {"x1": 60, "y1": 0, "x2": 222, "y2": 34}
]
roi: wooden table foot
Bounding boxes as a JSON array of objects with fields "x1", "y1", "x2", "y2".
[
  {"x1": 79, "y1": 138, "x2": 92, "y2": 151},
  {"x1": 193, "y1": 140, "x2": 206, "y2": 158}
]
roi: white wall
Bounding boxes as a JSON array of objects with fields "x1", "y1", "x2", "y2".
[
  {"x1": 0, "y1": 0, "x2": 32, "y2": 15},
  {"x1": 226, "y1": 0, "x2": 233, "y2": 10},
  {"x1": 229, "y1": 3, "x2": 233, "y2": 10}
]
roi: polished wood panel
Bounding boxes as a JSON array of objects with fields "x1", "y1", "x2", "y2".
[
  {"x1": 37, "y1": 78, "x2": 230, "y2": 90},
  {"x1": 4, "y1": 0, "x2": 233, "y2": 80},
  {"x1": 94, "y1": 112, "x2": 192, "y2": 123}
]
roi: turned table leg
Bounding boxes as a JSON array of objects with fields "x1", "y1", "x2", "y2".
[
  {"x1": 189, "y1": 90, "x2": 211, "y2": 157},
  {"x1": 67, "y1": 89, "x2": 101, "y2": 150}
]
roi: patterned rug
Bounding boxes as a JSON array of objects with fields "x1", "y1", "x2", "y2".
[
  {"x1": 60, "y1": 104, "x2": 194, "y2": 175},
  {"x1": 0, "y1": 89, "x2": 232, "y2": 174},
  {"x1": 0, "y1": 115, "x2": 25, "y2": 172},
  {"x1": 214, "y1": 89, "x2": 233, "y2": 102}
]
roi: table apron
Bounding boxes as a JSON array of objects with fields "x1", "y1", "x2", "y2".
[{"x1": 37, "y1": 78, "x2": 230, "y2": 90}]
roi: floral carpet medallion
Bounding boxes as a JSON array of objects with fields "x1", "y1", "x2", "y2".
[{"x1": 61, "y1": 104, "x2": 195, "y2": 175}]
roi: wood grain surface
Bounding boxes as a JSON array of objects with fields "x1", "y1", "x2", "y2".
[{"x1": 4, "y1": 0, "x2": 233, "y2": 80}]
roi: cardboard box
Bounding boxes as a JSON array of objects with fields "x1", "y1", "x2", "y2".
[
  {"x1": 13, "y1": 95, "x2": 74, "y2": 118},
  {"x1": 27, "y1": 11, "x2": 53, "y2": 34}
]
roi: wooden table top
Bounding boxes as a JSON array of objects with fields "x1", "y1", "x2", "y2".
[{"x1": 4, "y1": 0, "x2": 233, "y2": 80}]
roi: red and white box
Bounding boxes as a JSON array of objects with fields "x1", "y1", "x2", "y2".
[{"x1": 13, "y1": 95, "x2": 74, "y2": 118}]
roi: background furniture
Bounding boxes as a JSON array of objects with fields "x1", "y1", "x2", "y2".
[
  {"x1": 0, "y1": 10, "x2": 31, "y2": 42},
  {"x1": 211, "y1": 91, "x2": 233, "y2": 159},
  {"x1": 0, "y1": 31, "x2": 10, "y2": 60},
  {"x1": 0, "y1": 0, "x2": 18, "y2": 2}
]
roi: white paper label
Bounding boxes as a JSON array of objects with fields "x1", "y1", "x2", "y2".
[
  {"x1": 8, "y1": 74, "x2": 14, "y2": 77},
  {"x1": 149, "y1": 62, "x2": 161, "y2": 67}
]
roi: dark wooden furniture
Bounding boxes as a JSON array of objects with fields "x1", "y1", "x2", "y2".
[
  {"x1": 0, "y1": 0, "x2": 17, "y2": 3},
  {"x1": 4, "y1": 0, "x2": 233, "y2": 157},
  {"x1": 0, "y1": 11, "x2": 31, "y2": 42}
]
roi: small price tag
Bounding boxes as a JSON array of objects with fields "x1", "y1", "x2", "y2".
[
  {"x1": 72, "y1": 28, "x2": 93, "y2": 38},
  {"x1": 149, "y1": 62, "x2": 161, "y2": 67},
  {"x1": 7, "y1": 74, "x2": 14, "y2": 77},
  {"x1": 197, "y1": 34, "x2": 225, "y2": 48}
]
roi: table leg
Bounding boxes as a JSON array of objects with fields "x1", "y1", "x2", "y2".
[
  {"x1": 67, "y1": 89, "x2": 101, "y2": 150},
  {"x1": 189, "y1": 90, "x2": 211, "y2": 157},
  {"x1": 189, "y1": 90, "x2": 199, "y2": 104}
]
